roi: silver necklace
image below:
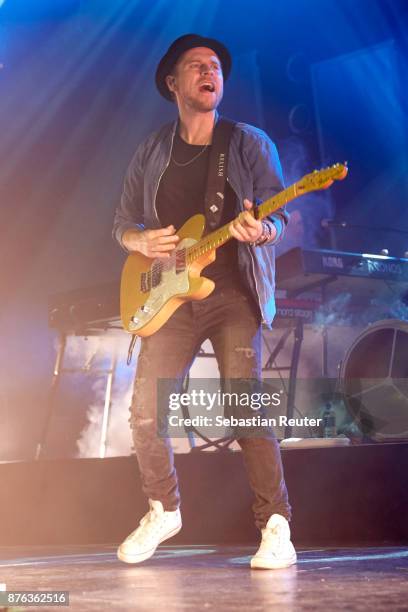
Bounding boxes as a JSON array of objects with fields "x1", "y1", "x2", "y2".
[{"x1": 171, "y1": 142, "x2": 210, "y2": 167}]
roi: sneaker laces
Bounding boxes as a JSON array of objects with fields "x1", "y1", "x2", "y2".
[
  {"x1": 258, "y1": 524, "x2": 284, "y2": 554},
  {"x1": 128, "y1": 504, "x2": 164, "y2": 543}
]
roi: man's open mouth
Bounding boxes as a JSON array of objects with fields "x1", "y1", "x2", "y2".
[{"x1": 199, "y1": 82, "x2": 215, "y2": 93}]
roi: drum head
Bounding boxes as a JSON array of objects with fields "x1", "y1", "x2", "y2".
[{"x1": 340, "y1": 319, "x2": 408, "y2": 441}]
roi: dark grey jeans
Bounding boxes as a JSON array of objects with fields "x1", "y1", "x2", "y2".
[{"x1": 128, "y1": 283, "x2": 291, "y2": 529}]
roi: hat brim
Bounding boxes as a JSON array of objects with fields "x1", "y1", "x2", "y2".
[{"x1": 155, "y1": 34, "x2": 232, "y2": 102}]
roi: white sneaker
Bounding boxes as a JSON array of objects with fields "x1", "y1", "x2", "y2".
[
  {"x1": 250, "y1": 514, "x2": 297, "y2": 569},
  {"x1": 117, "y1": 499, "x2": 182, "y2": 564}
]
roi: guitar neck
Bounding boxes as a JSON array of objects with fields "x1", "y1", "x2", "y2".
[{"x1": 186, "y1": 183, "x2": 299, "y2": 264}]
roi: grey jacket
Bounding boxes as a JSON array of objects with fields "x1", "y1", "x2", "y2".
[{"x1": 113, "y1": 116, "x2": 289, "y2": 328}]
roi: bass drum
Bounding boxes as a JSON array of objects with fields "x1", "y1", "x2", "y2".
[{"x1": 339, "y1": 319, "x2": 408, "y2": 441}]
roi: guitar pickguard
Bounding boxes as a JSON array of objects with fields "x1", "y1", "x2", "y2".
[{"x1": 128, "y1": 238, "x2": 196, "y2": 332}]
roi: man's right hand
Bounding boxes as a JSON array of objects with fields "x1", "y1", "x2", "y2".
[{"x1": 122, "y1": 225, "x2": 180, "y2": 258}]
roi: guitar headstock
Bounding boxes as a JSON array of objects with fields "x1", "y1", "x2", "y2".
[{"x1": 297, "y1": 163, "x2": 348, "y2": 193}]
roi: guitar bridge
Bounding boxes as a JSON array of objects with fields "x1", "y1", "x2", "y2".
[{"x1": 141, "y1": 265, "x2": 162, "y2": 292}]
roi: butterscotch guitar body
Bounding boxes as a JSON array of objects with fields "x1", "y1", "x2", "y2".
[{"x1": 120, "y1": 214, "x2": 215, "y2": 336}]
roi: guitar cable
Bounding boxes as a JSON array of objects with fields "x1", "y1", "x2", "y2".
[{"x1": 127, "y1": 335, "x2": 137, "y2": 365}]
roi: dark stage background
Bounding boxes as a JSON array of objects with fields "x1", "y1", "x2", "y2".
[{"x1": 0, "y1": 0, "x2": 407, "y2": 460}]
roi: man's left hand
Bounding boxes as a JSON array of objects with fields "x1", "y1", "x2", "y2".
[{"x1": 229, "y1": 199, "x2": 276, "y2": 243}]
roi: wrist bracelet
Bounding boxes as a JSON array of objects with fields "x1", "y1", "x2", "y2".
[{"x1": 251, "y1": 220, "x2": 273, "y2": 246}]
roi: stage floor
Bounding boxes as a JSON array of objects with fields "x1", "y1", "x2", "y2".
[{"x1": 1, "y1": 545, "x2": 408, "y2": 611}]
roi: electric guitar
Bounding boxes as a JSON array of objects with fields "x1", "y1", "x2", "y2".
[{"x1": 120, "y1": 163, "x2": 348, "y2": 336}]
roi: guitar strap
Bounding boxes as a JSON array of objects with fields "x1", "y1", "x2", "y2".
[{"x1": 203, "y1": 116, "x2": 236, "y2": 232}]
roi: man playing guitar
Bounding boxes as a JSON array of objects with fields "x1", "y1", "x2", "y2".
[{"x1": 113, "y1": 33, "x2": 296, "y2": 569}]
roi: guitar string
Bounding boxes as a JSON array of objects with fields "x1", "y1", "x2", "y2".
[
  {"x1": 137, "y1": 168, "x2": 341, "y2": 286},
  {"x1": 147, "y1": 191, "x2": 286, "y2": 274},
  {"x1": 147, "y1": 228, "x2": 230, "y2": 275},
  {"x1": 145, "y1": 196, "x2": 284, "y2": 277},
  {"x1": 145, "y1": 185, "x2": 297, "y2": 277},
  {"x1": 145, "y1": 175, "x2": 338, "y2": 276}
]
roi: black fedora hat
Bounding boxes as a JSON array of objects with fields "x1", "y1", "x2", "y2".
[{"x1": 155, "y1": 33, "x2": 232, "y2": 101}]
